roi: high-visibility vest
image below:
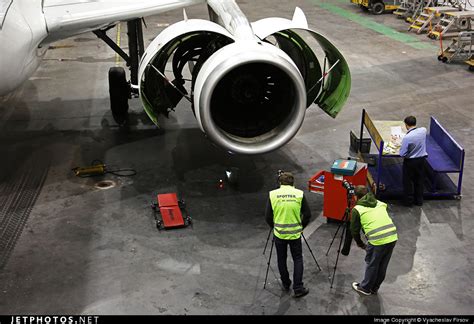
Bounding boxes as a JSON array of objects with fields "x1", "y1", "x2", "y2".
[
  {"x1": 353, "y1": 201, "x2": 398, "y2": 246},
  {"x1": 269, "y1": 185, "x2": 304, "y2": 240}
]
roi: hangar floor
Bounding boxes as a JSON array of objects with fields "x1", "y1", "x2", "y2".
[{"x1": 0, "y1": 0, "x2": 473, "y2": 316}]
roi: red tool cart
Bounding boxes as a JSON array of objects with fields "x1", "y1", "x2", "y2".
[{"x1": 308, "y1": 162, "x2": 368, "y2": 221}]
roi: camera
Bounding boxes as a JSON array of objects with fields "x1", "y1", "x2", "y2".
[
  {"x1": 340, "y1": 180, "x2": 355, "y2": 255},
  {"x1": 342, "y1": 179, "x2": 353, "y2": 190},
  {"x1": 342, "y1": 179, "x2": 355, "y2": 195},
  {"x1": 276, "y1": 169, "x2": 284, "y2": 184}
]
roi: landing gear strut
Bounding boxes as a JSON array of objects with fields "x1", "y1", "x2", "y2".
[{"x1": 93, "y1": 19, "x2": 145, "y2": 125}]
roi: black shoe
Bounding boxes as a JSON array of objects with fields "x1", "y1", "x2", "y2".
[
  {"x1": 370, "y1": 285, "x2": 379, "y2": 295},
  {"x1": 281, "y1": 280, "x2": 291, "y2": 292},
  {"x1": 293, "y1": 287, "x2": 309, "y2": 298}
]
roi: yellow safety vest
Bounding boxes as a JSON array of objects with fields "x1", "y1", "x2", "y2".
[
  {"x1": 269, "y1": 185, "x2": 304, "y2": 240},
  {"x1": 353, "y1": 201, "x2": 398, "y2": 246}
]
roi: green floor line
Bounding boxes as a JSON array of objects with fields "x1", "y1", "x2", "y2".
[{"x1": 308, "y1": 0, "x2": 437, "y2": 50}]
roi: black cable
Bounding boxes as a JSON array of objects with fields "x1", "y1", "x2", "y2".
[
  {"x1": 105, "y1": 161, "x2": 137, "y2": 177},
  {"x1": 106, "y1": 169, "x2": 137, "y2": 177}
]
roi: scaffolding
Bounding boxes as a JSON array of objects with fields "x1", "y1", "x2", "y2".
[
  {"x1": 438, "y1": 30, "x2": 474, "y2": 63},
  {"x1": 407, "y1": 0, "x2": 435, "y2": 23},
  {"x1": 409, "y1": 6, "x2": 460, "y2": 33},
  {"x1": 394, "y1": 0, "x2": 418, "y2": 19},
  {"x1": 428, "y1": 10, "x2": 474, "y2": 39}
]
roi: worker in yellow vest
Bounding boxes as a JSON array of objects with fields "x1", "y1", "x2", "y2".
[
  {"x1": 350, "y1": 185, "x2": 398, "y2": 296},
  {"x1": 265, "y1": 172, "x2": 312, "y2": 298}
]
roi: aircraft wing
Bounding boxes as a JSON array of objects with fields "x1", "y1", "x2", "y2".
[{"x1": 42, "y1": 0, "x2": 205, "y2": 43}]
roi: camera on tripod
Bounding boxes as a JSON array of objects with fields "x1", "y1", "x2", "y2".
[
  {"x1": 342, "y1": 179, "x2": 355, "y2": 196},
  {"x1": 276, "y1": 169, "x2": 284, "y2": 185},
  {"x1": 340, "y1": 180, "x2": 355, "y2": 256}
]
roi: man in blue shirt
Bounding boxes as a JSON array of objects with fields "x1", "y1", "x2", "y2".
[{"x1": 399, "y1": 116, "x2": 428, "y2": 206}]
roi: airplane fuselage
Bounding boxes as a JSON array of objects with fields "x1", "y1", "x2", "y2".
[{"x1": 0, "y1": 0, "x2": 47, "y2": 96}]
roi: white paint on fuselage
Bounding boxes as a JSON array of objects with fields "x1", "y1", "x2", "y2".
[{"x1": 0, "y1": 0, "x2": 47, "y2": 96}]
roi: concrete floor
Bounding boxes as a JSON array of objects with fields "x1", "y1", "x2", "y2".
[{"x1": 0, "y1": 0, "x2": 473, "y2": 315}]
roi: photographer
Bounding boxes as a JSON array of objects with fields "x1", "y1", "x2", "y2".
[
  {"x1": 350, "y1": 185, "x2": 398, "y2": 296},
  {"x1": 265, "y1": 172, "x2": 312, "y2": 298}
]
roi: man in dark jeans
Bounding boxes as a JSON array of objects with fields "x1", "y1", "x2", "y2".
[
  {"x1": 265, "y1": 172, "x2": 312, "y2": 298},
  {"x1": 399, "y1": 115, "x2": 428, "y2": 206},
  {"x1": 350, "y1": 186, "x2": 398, "y2": 295}
]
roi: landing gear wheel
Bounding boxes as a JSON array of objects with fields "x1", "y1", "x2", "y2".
[
  {"x1": 371, "y1": 2, "x2": 385, "y2": 15},
  {"x1": 109, "y1": 67, "x2": 130, "y2": 125}
]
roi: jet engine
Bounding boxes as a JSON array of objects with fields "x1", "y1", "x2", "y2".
[{"x1": 138, "y1": 6, "x2": 351, "y2": 155}]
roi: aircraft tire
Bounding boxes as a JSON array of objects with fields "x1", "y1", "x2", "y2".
[
  {"x1": 371, "y1": 2, "x2": 385, "y2": 15},
  {"x1": 109, "y1": 67, "x2": 129, "y2": 125}
]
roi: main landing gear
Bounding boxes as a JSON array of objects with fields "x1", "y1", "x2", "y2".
[{"x1": 93, "y1": 19, "x2": 145, "y2": 125}]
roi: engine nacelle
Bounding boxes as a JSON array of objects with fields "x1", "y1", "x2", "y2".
[
  {"x1": 138, "y1": 8, "x2": 351, "y2": 155},
  {"x1": 193, "y1": 41, "x2": 306, "y2": 155}
]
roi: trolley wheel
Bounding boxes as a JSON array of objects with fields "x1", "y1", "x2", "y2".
[
  {"x1": 437, "y1": 55, "x2": 444, "y2": 61},
  {"x1": 371, "y1": 2, "x2": 385, "y2": 15},
  {"x1": 109, "y1": 67, "x2": 130, "y2": 126},
  {"x1": 156, "y1": 220, "x2": 164, "y2": 230},
  {"x1": 178, "y1": 199, "x2": 186, "y2": 209},
  {"x1": 359, "y1": 4, "x2": 369, "y2": 11},
  {"x1": 469, "y1": 65, "x2": 474, "y2": 72},
  {"x1": 454, "y1": 195, "x2": 462, "y2": 200},
  {"x1": 184, "y1": 217, "x2": 192, "y2": 226},
  {"x1": 442, "y1": 56, "x2": 448, "y2": 63}
]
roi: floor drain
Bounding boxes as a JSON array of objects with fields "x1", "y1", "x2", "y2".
[{"x1": 94, "y1": 180, "x2": 116, "y2": 190}]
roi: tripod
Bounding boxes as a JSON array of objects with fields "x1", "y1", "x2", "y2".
[
  {"x1": 326, "y1": 191, "x2": 353, "y2": 289},
  {"x1": 263, "y1": 228, "x2": 321, "y2": 289}
]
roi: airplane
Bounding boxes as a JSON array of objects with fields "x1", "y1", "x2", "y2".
[{"x1": 0, "y1": 0, "x2": 351, "y2": 155}]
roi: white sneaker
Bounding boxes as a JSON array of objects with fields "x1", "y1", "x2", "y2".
[{"x1": 352, "y1": 282, "x2": 371, "y2": 296}]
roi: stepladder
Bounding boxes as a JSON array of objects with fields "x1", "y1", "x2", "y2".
[{"x1": 438, "y1": 30, "x2": 474, "y2": 63}]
